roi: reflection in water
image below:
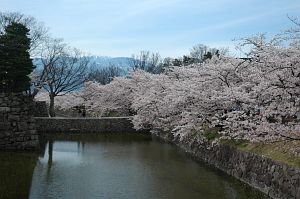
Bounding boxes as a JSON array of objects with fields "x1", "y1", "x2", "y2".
[
  {"x1": 0, "y1": 152, "x2": 38, "y2": 199},
  {"x1": 48, "y1": 140, "x2": 53, "y2": 167},
  {"x1": 1, "y1": 134, "x2": 268, "y2": 199}
]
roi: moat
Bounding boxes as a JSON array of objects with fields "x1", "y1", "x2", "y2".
[{"x1": 0, "y1": 133, "x2": 267, "y2": 199}]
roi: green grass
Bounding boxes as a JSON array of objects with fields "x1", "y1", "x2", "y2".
[
  {"x1": 202, "y1": 127, "x2": 221, "y2": 141},
  {"x1": 103, "y1": 111, "x2": 122, "y2": 117},
  {"x1": 200, "y1": 127, "x2": 300, "y2": 168},
  {"x1": 220, "y1": 139, "x2": 300, "y2": 168}
]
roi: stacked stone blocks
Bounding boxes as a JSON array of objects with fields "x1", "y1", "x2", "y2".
[
  {"x1": 0, "y1": 93, "x2": 39, "y2": 150},
  {"x1": 156, "y1": 132, "x2": 300, "y2": 199}
]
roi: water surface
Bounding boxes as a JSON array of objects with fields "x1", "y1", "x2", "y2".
[{"x1": 0, "y1": 133, "x2": 268, "y2": 199}]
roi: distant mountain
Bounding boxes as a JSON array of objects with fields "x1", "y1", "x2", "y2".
[
  {"x1": 33, "y1": 56, "x2": 133, "y2": 71},
  {"x1": 86, "y1": 56, "x2": 133, "y2": 70}
]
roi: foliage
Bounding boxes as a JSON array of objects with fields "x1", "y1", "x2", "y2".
[{"x1": 0, "y1": 22, "x2": 34, "y2": 92}]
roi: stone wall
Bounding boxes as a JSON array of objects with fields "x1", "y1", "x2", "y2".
[
  {"x1": 35, "y1": 117, "x2": 146, "y2": 134},
  {"x1": 0, "y1": 93, "x2": 39, "y2": 150},
  {"x1": 32, "y1": 101, "x2": 48, "y2": 117},
  {"x1": 155, "y1": 132, "x2": 300, "y2": 199}
]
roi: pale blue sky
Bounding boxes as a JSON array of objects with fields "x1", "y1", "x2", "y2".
[{"x1": 1, "y1": 0, "x2": 300, "y2": 57}]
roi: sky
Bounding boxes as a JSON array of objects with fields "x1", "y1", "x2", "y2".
[{"x1": 1, "y1": 0, "x2": 300, "y2": 58}]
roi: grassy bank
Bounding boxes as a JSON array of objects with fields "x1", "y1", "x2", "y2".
[
  {"x1": 201, "y1": 127, "x2": 300, "y2": 168},
  {"x1": 220, "y1": 139, "x2": 300, "y2": 168}
]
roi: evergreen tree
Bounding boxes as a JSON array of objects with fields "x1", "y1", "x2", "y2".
[
  {"x1": 0, "y1": 22, "x2": 34, "y2": 92},
  {"x1": 172, "y1": 58, "x2": 183, "y2": 66},
  {"x1": 203, "y1": 51, "x2": 212, "y2": 61}
]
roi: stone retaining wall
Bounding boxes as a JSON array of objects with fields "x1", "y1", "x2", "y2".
[
  {"x1": 0, "y1": 93, "x2": 39, "y2": 150},
  {"x1": 155, "y1": 132, "x2": 300, "y2": 199},
  {"x1": 35, "y1": 117, "x2": 145, "y2": 134},
  {"x1": 32, "y1": 101, "x2": 48, "y2": 117}
]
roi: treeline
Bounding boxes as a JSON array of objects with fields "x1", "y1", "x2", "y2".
[
  {"x1": 44, "y1": 17, "x2": 300, "y2": 143},
  {"x1": 128, "y1": 45, "x2": 228, "y2": 74}
]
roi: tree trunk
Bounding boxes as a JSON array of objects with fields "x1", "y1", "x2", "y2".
[{"x1": 49, "y1": 93, "x2": 56, "y2": 117}]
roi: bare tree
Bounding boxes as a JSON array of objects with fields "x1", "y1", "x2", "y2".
[
  {"x1": 190, "y1": 43, "x2": 229, "y2": 63},
  {"x1": 130, "y1": 50, "x2": 149, "y2": 71},
  {"x1": 148, "y1": 52, "x2": 163, "y2": 73},
  {"x1": 30, "y1": 38, "x2": 66, "y2": 97},
  {"x1": 280, "y1": 16, "x2": 300, "y2": 45},
  {"x1": 130, "y1": 50, "x2": 163, "y2": 73},
  {"x1": 36, "y1": 39, "x2": 90, "y2": 116},
  {"x1": 162, "y1": 57, "x2": 173, "y2": 66},
  {"x1": 0, "y1": 11, "x2": 49, "y2": 56},
  {"x1": 88, "y1": 64, "x2": 124, "y2": 85},
  {"x1": 190, "y1": 44, "x2": 209, "y2": 63}
]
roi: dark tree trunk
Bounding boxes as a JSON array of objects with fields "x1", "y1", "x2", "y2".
[{"x1": 49, "y1": 93, "x2": 55, "y2": 117}]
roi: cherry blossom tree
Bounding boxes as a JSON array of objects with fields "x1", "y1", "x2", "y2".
[{"x1": 48, "y1": 18, "x2": 299, "y2": 143}]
